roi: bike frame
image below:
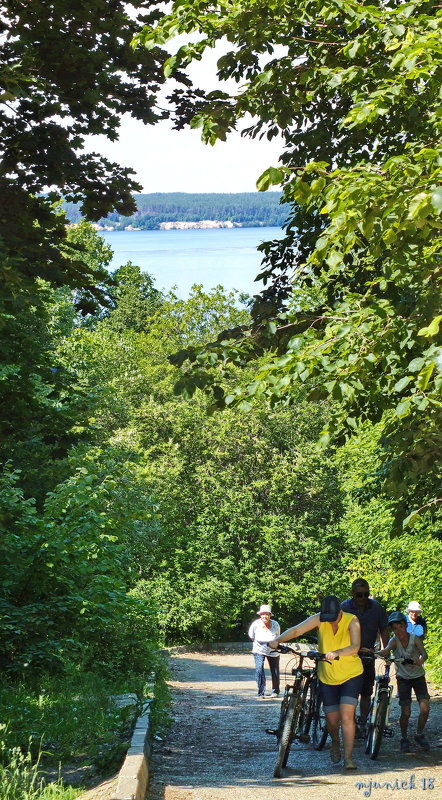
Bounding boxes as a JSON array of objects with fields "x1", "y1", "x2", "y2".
[
  {"x1": 365, "y1": 654, "x2": 406, "y2": 759},
  {"x1": 369, "y1": 662, "x2": 393, "y2": 726},
  {"x1": 278, "y1": 652, "x2": 316, "y2": 738},
  {"x1": 272, "y1": 647, "x2": 331, "y2": 776}
]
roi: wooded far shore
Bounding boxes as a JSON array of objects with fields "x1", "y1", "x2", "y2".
[{"x1": 63, "y1": 191, "x2": 289, "y2": 230}]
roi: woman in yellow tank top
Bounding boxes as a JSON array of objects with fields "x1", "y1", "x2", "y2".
[{"x1": 268, "y1": 595, "x2": 363, "y2": 770}]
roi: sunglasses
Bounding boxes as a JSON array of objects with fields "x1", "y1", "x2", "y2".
[{"x1": 355, "y1": 591, "x2": 370, "y2": 598}]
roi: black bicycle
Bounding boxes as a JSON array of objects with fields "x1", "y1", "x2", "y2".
[
  {"x1": 270, "y1": 645, "x2": 333, "y2": 777},
  {"x1": 362, "y1": 652, "x2": 414, "y2": 760}
]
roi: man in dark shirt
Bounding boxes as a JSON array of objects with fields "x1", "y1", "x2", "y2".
[{"x1": 341, "y1": 578, "x2": 389, "y2": 727}]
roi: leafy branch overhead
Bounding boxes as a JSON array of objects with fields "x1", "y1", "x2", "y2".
[
  {"x1": 137, "y1": 0, "x2": 442, "y2": 521},
  {"x1": 0, "y1": 0, "x2": 169, "y2": 307}
]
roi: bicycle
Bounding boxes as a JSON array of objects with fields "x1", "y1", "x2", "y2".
[
  {"x1": 269, "y1": 644, "x2": 334, "y2": 777},
  {"x1": 362, "y1": 652, "x2": 414, "y2": 760}
]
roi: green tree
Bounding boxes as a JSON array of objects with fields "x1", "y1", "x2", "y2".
[
  {"x1": 103, "y1": 263, "x2": 163, "y2": 333},
  {"x1": 0, "y1": 452, "x2": 162, "y2": 675},
  {"x1": 138, "y1": 0, "x2": 442, "y2": 521},
  {"x1": 1, "y1": 0, "x2": 168, "y2": 309},
  {"x1": 334, "y1": 423, "x2": 442, "y2": 680},
  {"x1": 134, "y1": 399, "x2": 346, "y2": 641},
  {"x1": 55, "y1": 282, "x2": 344, "y2": 642},
  {"x1": 0, "y1": 223, "x2": 118, "y2": 501}
]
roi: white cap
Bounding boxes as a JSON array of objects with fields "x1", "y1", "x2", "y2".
[
  {"x1": 407, "y1": 601, "x2": 422, "y2": 612},
  {"x1": 257, "y1": 604, "x2": 272, "y2": 615}
]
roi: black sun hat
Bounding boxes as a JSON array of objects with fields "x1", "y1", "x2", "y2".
[{"x1": 319, "y1": 595, "x2": 341, "y2": 623}]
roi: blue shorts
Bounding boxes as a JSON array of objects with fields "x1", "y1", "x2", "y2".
[{"x1": 320, "y1": 674, "x2": 364, "y2": 713}]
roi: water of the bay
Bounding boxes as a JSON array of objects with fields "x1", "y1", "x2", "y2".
[{"x1": 101, "y1": 227, "x2": 284, "y2": 297}]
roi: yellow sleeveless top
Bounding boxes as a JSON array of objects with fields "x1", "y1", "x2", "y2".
[{"x1": 317, "y1": 612, "x2": 363, "y2": 685}]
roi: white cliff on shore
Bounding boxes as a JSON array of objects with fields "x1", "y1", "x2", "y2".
[{"x1": 159, "y1": 220, "x2": 241, "y2": 230}]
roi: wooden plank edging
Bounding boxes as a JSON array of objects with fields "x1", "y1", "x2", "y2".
[{"x1": 110, "y1": 704, "x2": 152, "y2": 800}]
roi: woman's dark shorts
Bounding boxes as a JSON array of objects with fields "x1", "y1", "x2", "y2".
[
  {"x1": 397, "y1": 675, "x2": 430, "y2": 706},
  {"x1": 320, "y1": 674, "x2": 364, "y2": 713}
]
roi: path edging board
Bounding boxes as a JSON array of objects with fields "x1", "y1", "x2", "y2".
[{"x1": 110, "y1": 701, "x2": 152, "y2": 800}]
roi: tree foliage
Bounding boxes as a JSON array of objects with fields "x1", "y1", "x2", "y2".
[
  {"x1": 1, "y1": 224, "x2": 441, "y2": 677},
  {"x1": 0, "y1": 0, "x2": 168, "y2": 308},
  {"x1": 334, "y1": 422, "x2": 442, "y2": 680},
  {"x1": 49, "y1": 273, "x2": 347, "y2": 644},
  {"x1": 137, "y1": 0, "x2": 442, "y2": 520}
]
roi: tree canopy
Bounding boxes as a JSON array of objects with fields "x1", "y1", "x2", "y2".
[
  {"x1": 0, "y1": 0, "x2": 168, "y2": 306},
  {"x1": 2, "y1": 0, "x2": 442, "y2": 695},
  {"x1": 137, "y1": 0, "x2": 442, "y2": 522}
]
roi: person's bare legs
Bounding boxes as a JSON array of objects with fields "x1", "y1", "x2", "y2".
[
  {"x1": 341, "y1": 703, "x2": 357, "y2": 761},
  {"x1": 400, "y1": 704, "x2": 411, "y2": 739},
  {"x1": 326, "y1": 710, "x2": 341, "y2": 761},
  {"x1": 416, "y1": 698, "x2": 429, "y2": 736}
]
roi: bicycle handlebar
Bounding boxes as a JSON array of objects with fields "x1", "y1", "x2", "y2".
[
  {"x1": 276, "y1": 645, "x2": 340, "y2": 661},
  {"x1": 255, "y1": 641, "x2": 340, "y2": 661},
  {"x1": 359, "y1": 651, "x2": 414, "y2": 665}
]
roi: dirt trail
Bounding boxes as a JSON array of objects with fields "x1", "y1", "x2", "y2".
[{"x1": 148, "y1": 650, "x2": 442, "y2": 800}]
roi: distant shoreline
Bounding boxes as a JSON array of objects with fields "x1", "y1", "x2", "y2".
[
  {"x1": 63, "y1": 191, "x2": 289, "y2": 230},
  {"x1": 88, "y1": 219, "x2": 277, "y2": 232}
]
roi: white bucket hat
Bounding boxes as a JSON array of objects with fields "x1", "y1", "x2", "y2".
[
  {"x1": 407, "y1": 601, "x2": 422, "y2": 612},
  {"x1": 257, "y1": 604, "x2": 272, "y2": 615}
]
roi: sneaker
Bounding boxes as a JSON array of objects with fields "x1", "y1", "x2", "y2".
[
  {"x1": 271, "y1": 690, "x2": 280, "y2": 696},
  {"x1": 344, "y1": 758, "x2": 358, "y2": 770},
  {"x1": 330, "y1": 741, "x2": 341, "y2": 763},
  {"x1": 257, "y1": 694, "x2": 265, "y2": 699},
  {"x1": 400, "y1": 738, "x2": 411, "y2": 753},
  {"x1": 414, "y1": 734, "x2": 430, "y2": 751}
]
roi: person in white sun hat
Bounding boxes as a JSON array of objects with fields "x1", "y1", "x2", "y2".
[
  {"x1": 248, "y1": 604, "x2": 280, "y2": 698},
  {"x1": 405, "y1": 601, "x2": 427, "y2": 639}
]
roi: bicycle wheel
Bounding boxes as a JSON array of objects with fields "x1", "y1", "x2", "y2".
[
  {"x1": 368, "y1": 692, "x2": 388, "y2": 760},
  {"x1": 364, "y1": 698, "x2": 375, "y2": 754},
  {"x1": 275, "y1": 687, "x2": 291, "y2": 741},
  {"x1": 312, "y1": 683, "x2": 328, "y2": 750},
  {"x1": 297, "y1": 677, "x2": 312, "y2": 743},
  {"x1": 273, "y1": 691, "x2": 302, "y2": 777}
]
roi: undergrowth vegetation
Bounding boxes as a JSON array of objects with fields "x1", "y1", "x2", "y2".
[{"x1": 0, "y1": 740, "x2": 79, "y2": 800}]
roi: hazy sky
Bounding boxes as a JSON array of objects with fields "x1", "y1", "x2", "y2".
[
  {"x1": 83, "y1": 39, "x2": 284, "y2": 194},
  {"x1": 85, "y1": 118, "x2": 283, "y2": 194}
]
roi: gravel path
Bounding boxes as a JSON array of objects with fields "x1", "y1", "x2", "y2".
[{"x1": 148, "y1": 650, "x2": 442, "y2": 800}]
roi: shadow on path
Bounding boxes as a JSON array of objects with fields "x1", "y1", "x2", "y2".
[{"x1": 149, "y1": 652, "x2": 442, "y2": 800}]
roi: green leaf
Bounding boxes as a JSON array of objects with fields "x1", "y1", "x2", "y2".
[
  {"x1": 418, "y1": 316, "x2": 442, "y2": 337},
  {"x1": 343, "y1": 39, "x2": 365, "y2": 59},
  {"x1": 393, "y1": 376, "x2": 412, "y2": 392},
  {"x1": 326, "y1": 250, "x2": 343, "y2": 269},
  {"x1": 416, "y1": 362, "x2": 435, "y2": 391},
  {"x1": 395, "y1": 400, "x2": 411, "y2": 418},
  {"x1": 407, "y1": 192, "x2": 431, "y2": 220},
  {"x1": 256, "y1": 167, "x2": 287, "y2": 192},
  {"x1": 408, "y1": 357, "x2": 425, "y2": 373},
  {"x1": 430, "y1": 187, "x2": 442, "y2": 212},
  {"x1": 402, "y1": 509, "x2": 420, "y2": 528},
  {"x1": 163, "y1": 56, "x2": 178, "y2": 78}
]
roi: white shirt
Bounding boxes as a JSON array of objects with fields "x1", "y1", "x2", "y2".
[{"x1": 248, "y1": 618, "x2": 280, "y2": 656}]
